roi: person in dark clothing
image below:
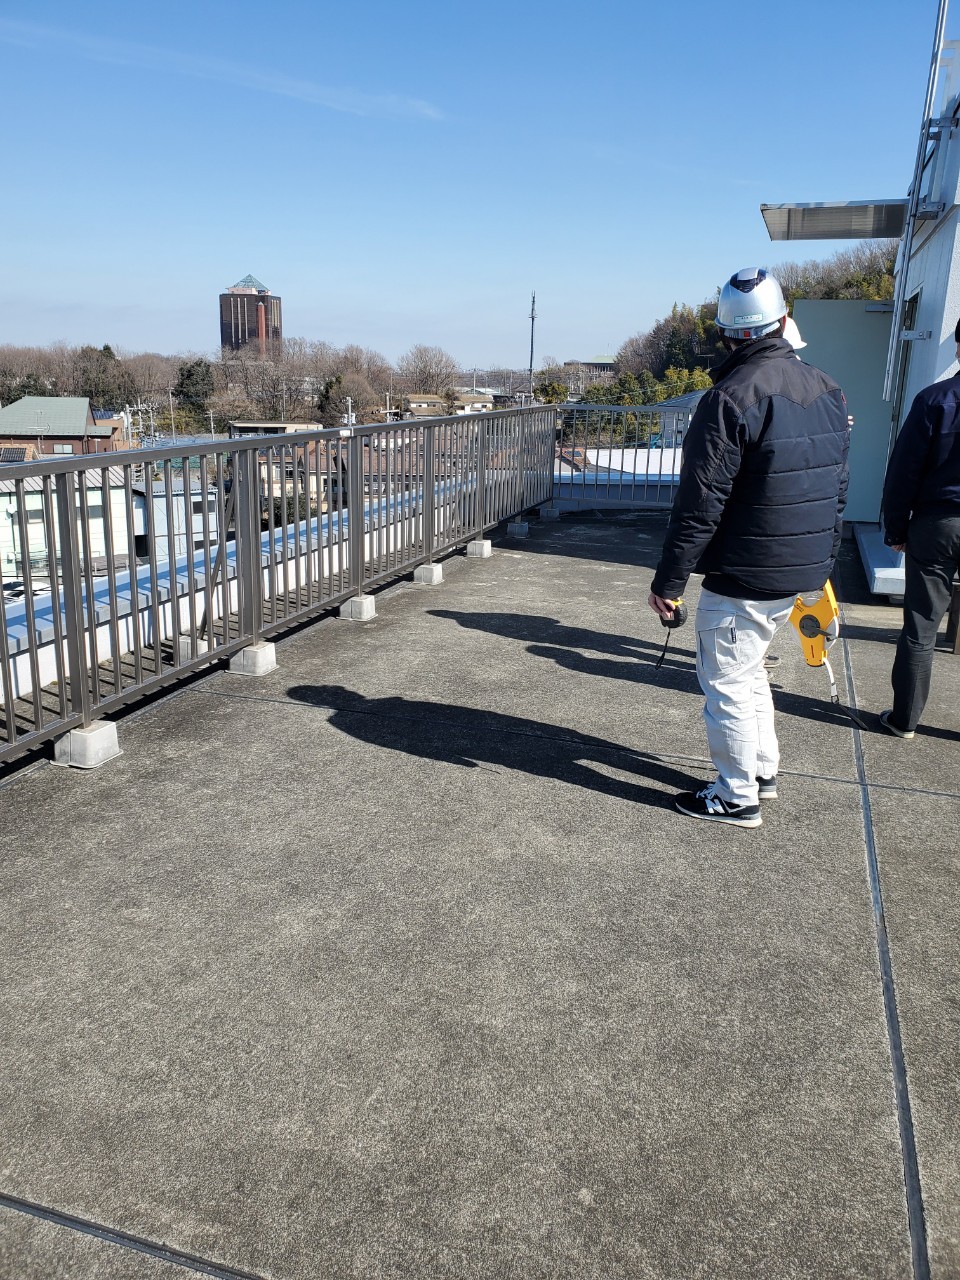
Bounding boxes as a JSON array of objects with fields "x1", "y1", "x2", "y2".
[
  {"x1": 880, "y1": 320, "x2": 960, "y2": 738},
  {"x1": 648, "y1": 268, "x2": 850, "y2": 827}
]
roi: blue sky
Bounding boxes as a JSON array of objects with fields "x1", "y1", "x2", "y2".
[{"x1": 0, "y1": 1, "x2": 944, "y2": 367}]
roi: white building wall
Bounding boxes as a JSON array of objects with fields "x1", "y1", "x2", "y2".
[{"x1": 900, "y1": 117, "x2": 960, "y2": 412}]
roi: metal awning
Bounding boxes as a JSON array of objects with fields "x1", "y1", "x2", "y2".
[{"x1": 760, "y1": 200, "x2": 908, "y2": 241}]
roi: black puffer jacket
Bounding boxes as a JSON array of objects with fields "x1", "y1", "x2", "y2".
[
  {"x1": 651, "y1": 336, "x2": 850, "y2": 601},
  {"x1": 882, "y1": 371, "x2": 960, "y2": 545}
]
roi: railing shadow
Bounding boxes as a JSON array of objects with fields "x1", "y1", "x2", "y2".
[
  {"x1": 285, "y1": 684, "x2": 699, "y2": 809},
  {"x1": 517, "y1": 511, "x2": 671, "y2": 568}
]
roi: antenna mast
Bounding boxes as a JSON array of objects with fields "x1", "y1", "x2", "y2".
[{"x1": 528, "y1": 291, "x2": 536, "y2": 397}]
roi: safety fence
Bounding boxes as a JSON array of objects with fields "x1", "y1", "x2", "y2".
[
  {"x1": 0, "y1": 408, "x2": 555, "y2": 765},
  {"x1": 553, "y1": 402, "x2": 692, "y2": 509}
]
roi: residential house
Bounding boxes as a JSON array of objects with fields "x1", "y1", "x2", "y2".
[
  {"x1": 405, "y1": 395, "x2": 446, "y2": 419},
  {"x1": 454, "y1": 392, "x2": 495, "y2": 414},
  {"x1": 0, "y1": 397, "x2": 123, "y2": 458}
]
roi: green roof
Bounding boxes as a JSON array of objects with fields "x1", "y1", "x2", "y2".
[
  {"x1": 0, "y1": 396, "x2": 107, "y2": 438},
  {"x1": 229, "y1": 274, "x2": 269, "y2": 292}
]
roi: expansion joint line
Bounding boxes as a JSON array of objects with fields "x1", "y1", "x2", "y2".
[
  {"x1": 837, "y1": 619, "x2": 930, "y2": 1280},
  {"x1": 0, "y1": 1192, "x2": 266, "y2": 1280}
]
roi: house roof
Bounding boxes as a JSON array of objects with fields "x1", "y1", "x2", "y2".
[
  {"x1": 0, "y1": 397, "x2": 108, "y2": 438},
  {"x1": 0, "y1": 466, "x2": 128, "y2": 495}
]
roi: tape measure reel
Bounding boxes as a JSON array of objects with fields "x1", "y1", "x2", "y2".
[{"x1": 790, "y1": 580, "x2": 840, "y2": 667}]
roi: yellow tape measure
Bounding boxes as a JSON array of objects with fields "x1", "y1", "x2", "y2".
[{"x1": 790, "y1": 580, "x2": 840, "y2": 667}]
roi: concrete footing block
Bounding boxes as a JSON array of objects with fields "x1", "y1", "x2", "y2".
[
  {"x1": 540, "y1": 506, "x2": 561, "y2": 521},
  {"x1": 54, "y1": 721, "x2": 122, "y2": 770},
  {"x1": 414, "y1": 563, "x2": 443, "y2": 585},
  {"x1": 466, "y1": 539, "x2": 492, "y2": 559},
  {"x1": 229, "y1": 641, "x2": 278, "y2": 676},
  {"x1": 507, "y1": 520, "x2": 529, "y2": 538},
  {"x1": 178, "y1": 636, "x2": 210, "y2": 664},
  {"x1": 340, "y1": 594, "x2": 377, "y2": 621}
]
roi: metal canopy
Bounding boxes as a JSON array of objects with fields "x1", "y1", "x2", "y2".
[{"x1": 760, "y1": 200, "x2": 908, "y2": 241}]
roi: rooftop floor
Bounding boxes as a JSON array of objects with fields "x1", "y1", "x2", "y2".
[{"x1": 0, "y1": 512, "x2": 958, "y2": 1280}]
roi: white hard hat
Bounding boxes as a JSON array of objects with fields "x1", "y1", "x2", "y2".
[
  {"x1": 716, "y1": 268, "x2": 787, "y2": 340},
  {"x1": 783, "y1": 316, "x2": 807, "y2": 350}
]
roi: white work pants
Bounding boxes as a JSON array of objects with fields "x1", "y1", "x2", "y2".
[{"x1": 695, "y1": 588, "x2": 796, "y2": 807}]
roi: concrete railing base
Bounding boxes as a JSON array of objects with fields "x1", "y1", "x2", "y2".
[
  {"x1": 506, "y1": 520, "x2": 529, "y2": 538},
  {"x1": 229, "y1": 641, "x2": 278, "y2": 676},
  {"x1": 540, "y1": 505, "x2": 561, "y2": 521},
  {"x1": 466, "y1": 540, "x2": 492, "y2": 559},
  {"x1": 340, "y1": 595, "x2": 377, "y2": 621},
  {"x1": 53, "y1": 721, "x2": 122, "y2": 770},
  {"x1": 414, "y1": 564, "x2": 443, "y2": 585},
  {"x1": 178, "y1": 637, "x2": 211, "y2": 664}
]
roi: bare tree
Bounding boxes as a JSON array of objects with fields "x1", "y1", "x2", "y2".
[{"x1": 395, "y1": 344, "x2": 460, "y2": 395}]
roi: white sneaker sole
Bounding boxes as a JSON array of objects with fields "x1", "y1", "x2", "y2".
[{"x1": 674, "y1": 800, "x2": 763, "y2": 828}]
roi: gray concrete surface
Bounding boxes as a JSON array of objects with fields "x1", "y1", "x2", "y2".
[{"x1": 0, "y1": 512, "x2": 957, "y2": 1280}]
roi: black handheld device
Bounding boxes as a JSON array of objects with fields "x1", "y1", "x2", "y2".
[{"x1": 659, "y1": 600, "x2": 688, "y2": 629}]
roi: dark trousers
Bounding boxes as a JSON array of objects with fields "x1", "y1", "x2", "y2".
[{"x1": 891, "y1": 510, "x2": 960, "y2": 730}]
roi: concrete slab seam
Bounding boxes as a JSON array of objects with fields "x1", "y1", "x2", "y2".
[
  {"x1": 0, "y1": 1193, "x2": 266, "y2": 1280},
  {"x1": 839, "y1": 623, "x2": 931, "y2": 1280}
]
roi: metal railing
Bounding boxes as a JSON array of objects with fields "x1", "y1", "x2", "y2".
[
  {"x1": 553, "y1": 402, "x2": 692, "y2": 509},
  {"x1": 0, "y1": 407, "x2": 556, "y2": 765}
]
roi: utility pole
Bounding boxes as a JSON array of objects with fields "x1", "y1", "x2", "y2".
[
  {"x1": 208, "y1": 410, "x2": 215, "y2": 437},
  {"x1": 168, "y1": 388, "x2": 178, "y2": 440},
  {"x1": 528, "y1": 291, "x2": 536, "y2": 398}
]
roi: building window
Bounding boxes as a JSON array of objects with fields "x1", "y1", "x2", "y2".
[{"x1": 52, "y1": 444, "x2": 73, "y2": 454}]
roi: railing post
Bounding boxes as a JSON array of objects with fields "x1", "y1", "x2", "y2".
[
  {"x1": 520, "y1": 408, "x2": 532, "y2": 511},
  {"x1": 348, "y1": 434, "x2": 365, "y2": 593},
  {"x1": 54, "y1": 471, "x2": 92, "y2": 725},
  {"x1": 477, "y1": 418, "x2": 488, "y2": 533},
  {"x1": 236, "y1": 445, "x2": 264, "y2": 641},
  {"x1": 423, "y1": 426, "x2": 436, "y2": 561}
]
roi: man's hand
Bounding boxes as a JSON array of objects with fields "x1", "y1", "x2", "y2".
[
  {"x1": 648, "y1": 592, "x2": 676, "y2": 620},
  {"x1": 890, "y1": 543, "x2": 906, "y2": 553}
]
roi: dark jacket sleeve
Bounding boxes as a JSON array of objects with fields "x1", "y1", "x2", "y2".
[
  {"x1": 882, "y1": 392, "x2": 933, "y2": 545},
  {"x1": 650, "y1": 389, "x2": 744, "y2": 600}
]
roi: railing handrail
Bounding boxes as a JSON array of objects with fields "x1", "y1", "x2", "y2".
[{"x1": 1, "y1": 408, "x2": 557, "y2": 765}]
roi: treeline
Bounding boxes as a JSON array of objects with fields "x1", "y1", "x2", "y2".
[
  {"x1": 0, "y1": 340, "x2": 482, "y2": 431},
  {"x1": 536, "y1": 239, "x2": 898, "y2": 406}
]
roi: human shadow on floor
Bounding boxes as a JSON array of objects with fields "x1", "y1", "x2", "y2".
[
  {"x1": 428, "y1": 608, "x2": 874, "y2": 728},
  {"x1": 428, "y1": 609, "x2": 693, "y2": 659},
  {"x1": 285, "y1": 685, "x2": 698, "y2": 808}
]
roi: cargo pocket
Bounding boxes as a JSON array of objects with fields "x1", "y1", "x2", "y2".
[{"x1": 697, "y1": 610, "x2": 741, "y2": 677}]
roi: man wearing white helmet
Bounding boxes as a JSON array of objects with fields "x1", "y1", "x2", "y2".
[{"x1": 648, "y1": 268, "x2": 850, "y2": 828}]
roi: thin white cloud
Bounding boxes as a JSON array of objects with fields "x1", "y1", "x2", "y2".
[{"x1": 0, "y1": 18, "x2": 443, "y2": 120}]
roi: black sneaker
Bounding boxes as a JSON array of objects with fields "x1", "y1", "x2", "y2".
[
  {"x1": 674, "y1": 784, "x2": 762, "y2": 828},
  {"x1": 879, "y1": 710, "x2": 915, "y2": 739},
  {"x1": 757, "y1": 776, "x2": 778, "y2": 800}
]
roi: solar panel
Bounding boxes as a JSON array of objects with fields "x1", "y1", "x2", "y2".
[{"x1": 0, "y1": 447, "x2": 27, "y2": 463}]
